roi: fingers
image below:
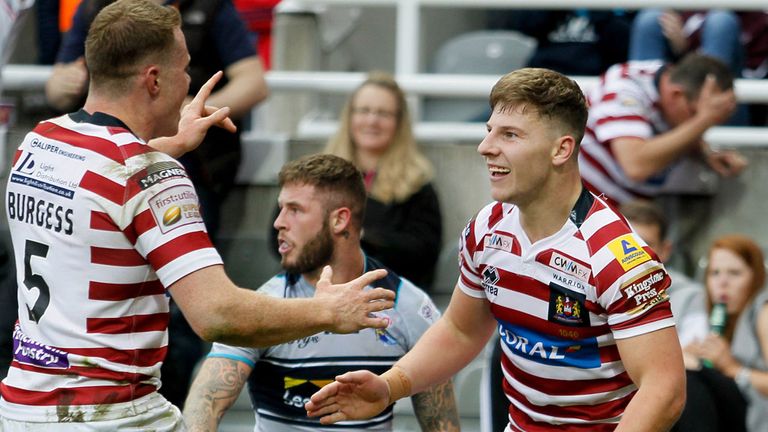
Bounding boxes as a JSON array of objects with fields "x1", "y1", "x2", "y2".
[
  {"x1": 317, "y1": 265, "x2": 333, "y2": 288},
  {"x1": 319, "y1": 411, "x2": 349, "y2": 425},
  {"x1": 189, "y1": 71, "x2": 224, "y2": 108},
  {"x1": 351, "y1": 269, "x2": 388, "y2": 290},
  {"x1": 202, "y1": 106, "x2": 236, "y2": 132}
]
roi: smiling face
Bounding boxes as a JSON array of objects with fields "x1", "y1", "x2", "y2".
[
  {"x1": 273, "y1": 183, "x2": 334, "y2": 275},
  {"x1": 477, "y1": 104, "x2": 561, "y2": 205},
  {"x1": 349, "y1": 84, "x2": 399, "y2": 156},
  {"x1": 707, "y1": 247, "x2": 755, "y2": 315}
]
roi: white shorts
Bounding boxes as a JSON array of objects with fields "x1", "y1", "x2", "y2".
[{"x1": 0, "y1": 394, "x2": 184, "y2": 431}]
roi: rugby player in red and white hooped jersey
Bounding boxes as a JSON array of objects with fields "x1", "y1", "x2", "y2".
[
  {"x1": 0, "y1": 0, "x2": 395, "y2": 430},
  {"x1": 306, "y1": 68, "x2": 687, "y2": 431}
]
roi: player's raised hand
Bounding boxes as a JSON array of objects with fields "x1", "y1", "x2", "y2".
[{"x1": 314, "y1": 266, "x2": 394, "y2": 334}]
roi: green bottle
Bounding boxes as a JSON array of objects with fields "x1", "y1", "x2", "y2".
[{"x1": 702, "y1": 302, "x2": 727, "y2": 368}]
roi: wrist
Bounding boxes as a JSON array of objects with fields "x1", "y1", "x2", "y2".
[
  {"x1": 381, "y1": 365, "x2": 412, "y2": 405},
  {"x1": 735, "y1": 366, "x2": 752, "y2": 389}
]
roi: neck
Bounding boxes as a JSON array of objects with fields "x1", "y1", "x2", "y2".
[
  {"x1": 356, "y1": 148, "x2": 383, "y2": 173},
  {"x1": 304, "y1": 239, "x2": 366, "y2": 287},
  {"x1": 84, "y1": 91, "x2": 155, "y2": 142},
  {"x1": 518, "y1": 169, "x2": 583, "y2": 244}
]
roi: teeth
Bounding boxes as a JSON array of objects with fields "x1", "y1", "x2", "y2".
[{"x1": 489, "y1": 167, "x2": 510, "y2": 174}]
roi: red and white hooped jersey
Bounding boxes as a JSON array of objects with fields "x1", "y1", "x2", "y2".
[
  {"x1": 578, "y1": 60, "x2": 672, "y2": 205},
  {"x1": 0, "y1": 110, "x2": 222, "y2": 421},
  {"x1": 458, "y1": 188, "x2": 674, "y2": 431}
]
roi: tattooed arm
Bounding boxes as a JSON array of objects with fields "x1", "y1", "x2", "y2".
[
  {"x1": 183, "y1": 356, "x2": 253, "y2": 432},
  {"x1": 411, "y1": 379, "x2": 461, "y2": 432}
]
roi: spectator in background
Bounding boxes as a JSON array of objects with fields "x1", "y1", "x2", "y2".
[
  {"x1": 579, "y1": 54, "x2": 747, "y2": 205},
  {"x1": 44, "y1": 0, "x2": 268, "y2": 409},
  {"x1": 487, "y1": 9, "x2": 633, "y2": 76},
  {"x1": 45, "y1": 0, "x2": 268, "y2": 240},
  {"x1": 676, "y1": 234, "x2": 768, "y2": 432},
  {"x1": 185, "y1": 154, "x2": 458, "y2": 432},
  {"x1": 232, "y1": 0, "x2": 280, "y2": 70},
  {"x1": 619, "y1": 199, "x2": 708, "y2": 347},
  {"x1": 326, "y1": 72, "x2": 442, "y2": 289},
  {"x1": 628, "y1": 9, "x2": 758, "y2": 125}
]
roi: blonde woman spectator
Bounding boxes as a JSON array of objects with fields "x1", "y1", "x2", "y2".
[{"x1": 325, "y1": 72, "x2": 443, "y2": 289}]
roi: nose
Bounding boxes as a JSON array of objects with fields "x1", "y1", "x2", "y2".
[
  {"x1": 273, "y1": 208, "x2": 286, "y2": 230},
  {"x1": 477, "y1": 132, "x2": 494, "y2": 156}
]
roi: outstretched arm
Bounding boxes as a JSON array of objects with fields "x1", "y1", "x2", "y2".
[
  {"x1": 411, "y1": 379, "x2": 461, "y2": 432},
  {"x1": 306, "y1": 287, "x2": 496, "y2": 424},
  {"x1": 170, "y1": 265, "x2": 394, "y2": 347},
  {"x1": 184, "y1": 356, "x2": 252, "y2": 431}
]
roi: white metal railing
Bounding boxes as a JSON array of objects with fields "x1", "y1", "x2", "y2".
[
  {"x1": 283, "y1": 0, "x2": 768, "y2": 75},
  {"x1": 7, "y1": 66, "x2": 768, "y2": 102},
  {"x1": 3, "y1": 65, "x2": 768, "y2": 148}
]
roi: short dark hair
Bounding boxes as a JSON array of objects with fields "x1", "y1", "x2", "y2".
[
  {"x1": 85, "y1": 0, "x2": 181, "y2": 91},
  {"x1": 278, "y1": 154, "x2": 367, "y2": 229},
  {"x1": 619, "y1": 199, "x2": 668, "y2": 240},
  {"x1": 489, "y1": 68, "x2": 588, "y2": 144},
  {"x1": 669, "y1": 54, "x2": 734, "y2": 100}
]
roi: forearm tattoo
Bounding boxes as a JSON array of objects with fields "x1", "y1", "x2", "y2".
[
  {"x1": 183, "y1": 357, "x2": 250, "y2": 432},
  {"x1": 411, "y1": 379, "x2": 461, "y2": 432}
]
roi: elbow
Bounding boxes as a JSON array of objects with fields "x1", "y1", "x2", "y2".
[{"x1": 621, "y1": 164, "x2": 653, "y2": 183}]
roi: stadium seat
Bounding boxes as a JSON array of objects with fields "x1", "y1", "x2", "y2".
[{"x1": 423, "y1": 30, "x2": 537, "y2": 121}]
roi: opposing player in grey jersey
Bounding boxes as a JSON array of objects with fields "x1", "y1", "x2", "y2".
[{"x1": 183, "y1": 154, "x2": 459, "y2": 432}]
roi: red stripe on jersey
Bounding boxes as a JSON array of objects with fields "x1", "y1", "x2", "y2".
[
  {"x1": 503, "y1": 375, "x2": 634, "y2": 425},
  {"x1": 599, "y1": 343, "x2": 622, "y2": 364},
  {"x1": 90, "y1": 211, "x2": 120, "y2": 231},
  {"x1": 595, "y1": 115, "x2": 647, "y2": 126},
  {"x1": 593, "y1": 259, "x2": 629, "y2": 297},
  {"x1": 0, "y1": 382, "x2": 156, "y2": 406},
  {"x1": 506, "y1": 396, "x2": 619, "y2": 432},
  {"x1": 127, "y1": 208, "x2": 157, "y2": 241},
  {"x1": 463, "y1": 218, "x2": 478, "y2": 254},
  {"x1": 460, "y1": 272, "x2": 483, "y2": 291},
  {"x1": 12, "y1": 149, "x2": 22, "y2": 166},
  {"x1": 80, "y1": 171, "x2": 125, "y2": 205},
  {"x1": 63, "y1": 346, "x2": 167, "y2": 367},
  {"x1": 33, "y1": 122, "x2": 127, "y2": 164},
  {"x1": 610, "y1": 298, "x2": 673, "y2": 332},
  {"x1": 487, "y1": 202, "x2": 504, "y2": 230},
  {"x1": 91, "y1": 246, "x2": 146, "y2": 266},
  {"x1": 579, "y1": 142, "x2": 614, "y2": 179},
  {"x1": 10, "y1": 360, "x2": 152, "y2": 384},
  {"x1": 89, "y1": 280, "x2": 165, "y2": 301},
  {"x1": 492, "y1": 304, "x2": 610, "y2": 340},
  {"x1": 600, "y1": 92, "x2": 618, "y2": 102},
  {"x1": 500, "y1": 353, "x2": 632, "y2": 397},
  {"x1": 585, "y1": 220, "x2": 627, "y2": 256},
  {"x1": 146, "y1": 231, "x2": 214, "y2": 270},
  {"x1": 494, "y1": 268, "x2": 551, "y2": 302},
  {"x1": 87, "y1": 313, "x2": 169, "y2": 334}
]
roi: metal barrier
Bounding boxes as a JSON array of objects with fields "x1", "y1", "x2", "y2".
[{"x1": 4, "y1": 65, "x2": 767, "y2": 148}]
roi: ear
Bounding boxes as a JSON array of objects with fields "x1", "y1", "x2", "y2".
[
  {"x1": 552, "y1": 135, "x2": 577, "y2": 167},
  {"x1": 329, "y1": 207, "x2": 352, "y2": 235},
  {"x1": 143, "y1": 65, "x2": 161, "y2": 97}
]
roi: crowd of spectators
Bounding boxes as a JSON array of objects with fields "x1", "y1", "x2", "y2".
[{"x1": 1, "y1": 2, "x2": 768, "y2": 430}]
